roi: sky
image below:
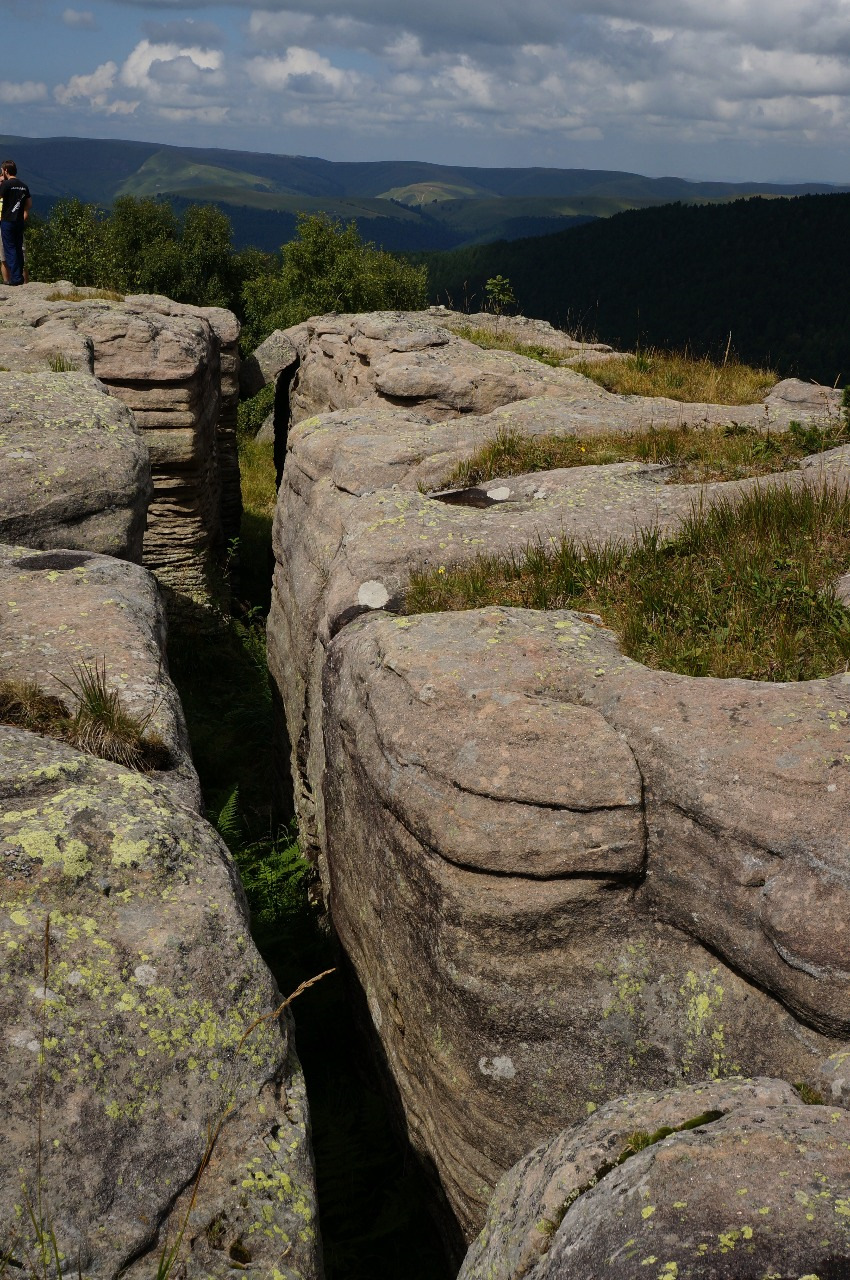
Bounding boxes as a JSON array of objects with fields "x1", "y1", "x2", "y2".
[{"x1": 2, "y1": 0, "x2": 850, "y2": 182}]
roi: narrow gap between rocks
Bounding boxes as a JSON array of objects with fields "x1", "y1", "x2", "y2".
[{"x1": 167, "y1": 395, "x2": 452, "y2": 1280}]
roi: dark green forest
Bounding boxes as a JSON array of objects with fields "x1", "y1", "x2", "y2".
[{"x1": 422, "y1": 193, "x2": 850, "y2": 385}]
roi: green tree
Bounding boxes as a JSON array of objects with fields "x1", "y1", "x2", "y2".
[
  {"x1": 485, "y1": 274, "x2": 516, "y2": 316},
  {"x1": 27, "y1": 199, "x2": 110, "y2": 288},
  {"x1": 240, "y1": 212, "x2": 428, "y2": 350}
]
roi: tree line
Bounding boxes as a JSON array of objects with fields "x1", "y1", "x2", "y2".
[
  {"x1": 420, "y1": 193, "x2": 850, "y2": 385},
  {"x1": 26, "y1": 197, "x2": 428, "y2": 354}
]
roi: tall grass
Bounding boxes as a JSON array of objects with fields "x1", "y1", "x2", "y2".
[
  {"x1": 444, "y1": 418, "x2": 850, "y2": 490},
  {"x1": 0, "y1": 663, "x2": 169, "y2": 771},
  {"x1": 408, "y1": 482, "x2": 850, "y2": 681},
  {"x1": 453, "y1": 324, "x2": 777, "y2": 404},
  {"x1": 571, "y1": 348, "x2": 777, "y2": 404}
]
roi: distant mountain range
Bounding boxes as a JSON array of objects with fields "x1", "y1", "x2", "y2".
[{"x1": 3, "y1": 134, "x2": 849, "y2": 253}]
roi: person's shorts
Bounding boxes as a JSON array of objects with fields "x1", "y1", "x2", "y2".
[{"x1": 0, "y1": 235, "x2": 25, "y2": 263}]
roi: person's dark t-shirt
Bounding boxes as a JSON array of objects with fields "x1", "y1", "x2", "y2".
[{"x1": 0, "y1": 178, "x2": 30, "y2": 223}]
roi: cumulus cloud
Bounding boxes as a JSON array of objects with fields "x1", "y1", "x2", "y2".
[
  {"x1": 0, "y1": 80, "x2": 48, "y2": 103},
  {"x1": 61, "y1": 8, "x2": 96, "y2": 28},
  {"x1": 247, "y1": 47, "x2": 360, "y2": 95},
  {"x1": 34, "y1": 0, "x2": 850, "y2": 162},
  {"x1": 54, "y1": 61, "x2": 137, "y2": 113}
]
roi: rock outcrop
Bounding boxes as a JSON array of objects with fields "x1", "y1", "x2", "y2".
[
  {"x1": 267, "y1": 310, "x2": 850, "y2": 1241},
  {"x1": 0, "y1": 728, "x2": 320, "y2": 1280},
  {"x1": 0, "y1": 539, "x2": 322, "y2": 1275},
  {"x1": 458, "y1": 1077, "x2": 850, "y2": 1280},
  {"x1": 0, "y1": 289, "x2": 321, "y2": 1277},
  {"x1": 0, "y1": 285, "x2": 241, "y2": 598},
  {"x1": 0, "y1": 371, "x2": 151, "y2": 561},
  {"x1": 267, "y1": 311, "x2": 840, "y2": 431}
]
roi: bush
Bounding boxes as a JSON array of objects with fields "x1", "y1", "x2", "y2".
[{"x1": 240, "y1": 212, "x2": 428, "y2": 350}]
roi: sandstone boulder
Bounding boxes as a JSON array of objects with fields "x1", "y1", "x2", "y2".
[
  {"x1": 0, "y1": 371, "x2": 151, "y2": 561},
  {"x1": 0, "y1": 542, "x2": 200, "y2": 809},
  {"x1": 319, "y1": 606, "x2": 847, "y2": 1235},
  {"x1": 0, "y1": 285, "x2": 241, "y2": 599},
  {"x1": 458, "y1": 1077, "x2": 850, "y2": 1280},
  {"x1": 268, "y1": 322, "x2": 850, "y2": 1241},
  {"x1": 240, "y1": 329, "x2": 299, "y2": 400},
  {"x1": 0, "y1": 727, "x2": 320, "y2": 1280}
]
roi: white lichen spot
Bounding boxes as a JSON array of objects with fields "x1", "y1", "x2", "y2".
[
  {"x1": 486, "y1": 486, "x2": 511, "y2": 502},
  {"x1": 357, "y1": 580, "x2": 390, "y2": 609},
  {"x1": 133, "y1": 964, "x2": 158, "y2": 987}
]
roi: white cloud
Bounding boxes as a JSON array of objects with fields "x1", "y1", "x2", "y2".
[
  {"x1": 61, "y1": 8, "x2": 96, "y2": 28},
  {"x1": 54, "y1": 61, "x2": 133, "y2": 113},
  {"x1": 0, "y1": 80, "x2": 48, "y2": 104},
  {"x1": 120, "y1": 40, "x2": 223, "y2": 91},
  {"x1": 29, "y1": 0, "x2": 850, "y2": 168},
  {"x1": 247, "y1": 47, "x2": 360, "y2": 95}
]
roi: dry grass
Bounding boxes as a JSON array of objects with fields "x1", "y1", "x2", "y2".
[
  {"x1": 444, "y1": 418, "x2": 850, "y2": 490},
  {"x1": 44, "y1": 288, "x2": 124, "y2": 303},
  {"x1": 455, "y1": 324, "x2": 777, "y2": 405},
  {"x1": 407, "y1": 482, "x2": 850, "y2": 682},
  {"x1": 452, "y1": 324, "x2": 566, "y2": 367},
  {"x1": 572, "y1": 348, "x2": 777, "y2": 404},
  {"x1": 0, "y1": 662, "x2": 169, "y2": 771}
]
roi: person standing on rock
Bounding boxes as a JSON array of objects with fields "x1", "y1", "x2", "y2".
[{"x1": 0, "y1": 161, "x2": 31, "y2": 287}]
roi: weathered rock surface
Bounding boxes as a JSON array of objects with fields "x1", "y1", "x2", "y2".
[
  {"x1": 0, "y1": 542, "x2": 200, "y2": 809},
  {"x1": 268, "y1": 312, "x2": 850, "y2": 1242},
  {"x1": 0, "y1": 728, "x2": 320, "y2": 1280},
  {"x1": 0, "y1": 284, "x2": 241, "y2": 598},
  {"x1": 241, "y1": 329, "x2": 299, "y2": 400},
  {"x1": 458, "y1": 1077, "x2": 850, "y2": 1280},
  {"x1": 0, "y1": 371, "x2": 151, "y2": 561},
  {"x1": 267, "y1": 311, "x2": 841, "y2": 432},
  {"x1": 319, "y1": 607, "x2": 847, "y2": 1236}
]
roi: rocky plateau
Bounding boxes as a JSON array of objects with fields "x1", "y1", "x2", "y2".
[{"x1": 260, "y1": 309, "x2": 850, "y2": 1271}]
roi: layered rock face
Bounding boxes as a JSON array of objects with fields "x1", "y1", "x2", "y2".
[
  {"x1": 459, "y1": 1077, "x2": 850, "y2": 1280},
  {"x1": 267, "y1": 310, "x2": 850, "y2": 1242},
  {"x1": 0, "y1": 284, "x2": 241, "y2": 596},
  {"x1": 0, "y1": 290, "x2": 321, "y2": 1276}
]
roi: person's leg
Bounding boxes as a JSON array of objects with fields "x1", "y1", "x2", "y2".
[
  {"x1": 21, "y1": 237, "x2": 27, "y2": 284},
  {"x1": 2, "y1": 222, "x2": 23, "y2": 285},
  {"x1": 0, "y1": 231, "x2": 8, "y2": 285}
]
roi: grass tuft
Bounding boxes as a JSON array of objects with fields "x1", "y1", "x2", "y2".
[
  {"x1": 444, "y1": 417, "x2": 850, "y2": 490},
  {"x1": 572, "y1": 348, "x2": 777, "y2": 404},
  {"x1": 452, "y1": 324, "x2": 566, "y2": 366},
  {"x1": 453, "y1": 324, "x2": 777, "y2": 404},
  {"x1": 0, "y1": 662, "x2": 170, "y2": 771},
  {"x1": 407, "y1": 481, "x2": 850, "y2": 682},
  {"x1": 46, "y1": 353, "x2": 78, "y2": 373},
  {"x1": 44, "y1": 288, "x2": 124, "y2": 303}
]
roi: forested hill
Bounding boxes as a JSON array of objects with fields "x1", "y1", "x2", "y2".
[
  {"x1": 424, "y1": 193, "x2": 850, "y2": 385},
  {"x1": 2, "y1": 133, "x2": 848, "y2": 253}
]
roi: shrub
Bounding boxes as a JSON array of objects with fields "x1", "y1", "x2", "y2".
[{"x1": 240, "y1": 212, "x2": 428, "y2": 351}]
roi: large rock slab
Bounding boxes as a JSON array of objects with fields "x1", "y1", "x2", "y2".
[
  {"x1": 273, "y1": 310, "x2": 841, "y2": 430},
  {"x1": 320, "y1": 606, "x2": 847, "y2": 1235},
  {"x1": 0, "y1": 542, "x2": 200, "y2": 809},
  {"x1": 268, "y1": 321, "x2": 850, "y2": 1241},
  {"x1": 0, "y1": 371, "x2": 151, "y2": 561},
  {"x1": 459, "y1": 1077, "x2": 850, "y2": 1280},
  {"x1": 0, "y1": 727, "x2": 320, "y2": 1279},
  {"x1": 0, "y1": 285, "x2": 241, "y2": 599}
]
